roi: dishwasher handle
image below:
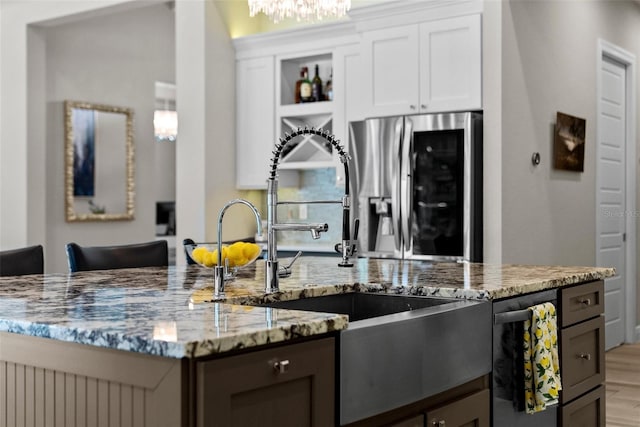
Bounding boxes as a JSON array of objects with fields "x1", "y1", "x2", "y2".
[{"x1": 493, "y1": 308, "x2": 532, "y2": 325}]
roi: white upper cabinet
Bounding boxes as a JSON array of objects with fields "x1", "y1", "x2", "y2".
[
  {"x1": 233, "y1": 3, "x2": 483, "y2": 188},
  {"x1": 361, "y1": 13, "x2": 482, "y2": 118},
  {"x1": 236, "y1": 56, "x2": 274, "y2": 189},
  {"x1": 361, "y1": 25, "x2": 420, "y2": 118},
  {"x1": 419, "y1": 14, "x2": 482, "y2": 113}
]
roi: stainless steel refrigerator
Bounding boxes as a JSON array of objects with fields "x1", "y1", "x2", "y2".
[{"x1": 348, "y1": 112, "x2": 482, "y2": 262}]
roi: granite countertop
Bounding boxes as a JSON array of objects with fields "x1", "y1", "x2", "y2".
[{"x1": 0, "y1": 257, "x2": 614, "y2": 359}]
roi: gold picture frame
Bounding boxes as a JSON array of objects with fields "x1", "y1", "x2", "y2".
[{"x1": 64, "y1": 100, "x2": 135, "y2": 222}]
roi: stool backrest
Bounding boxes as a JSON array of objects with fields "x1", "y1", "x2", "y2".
[
  {"x1": 0, "y1": 245, "x2": 44, "y2": 276},
  {"x1": 66, "y1": 241, "x2": 168, "y2": 272}
]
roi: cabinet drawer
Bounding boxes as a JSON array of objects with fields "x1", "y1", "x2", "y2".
[
  {"x1": 559, "y1": 385, "x2": 605, "y2": 426},
  {"x1": 561, "y1": 281, "x2": 604, "y2": 327},
  {"x1": 390, "y1": 414, "x2": 425, "y2": 427},
  {"x1": 196, "y1": 338, "x2": 335, "y2": 427},
  {"x1": 560, "y1": 316, "x2": 605, "y2": 403},
  {"x1": 426, "y1": 389, "x2": 490, "y2": 427}
]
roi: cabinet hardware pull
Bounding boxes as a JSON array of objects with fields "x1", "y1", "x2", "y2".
[
  {"x1": 274, "y1": 359, "x2": 290, "y2": 374},
  {"x1": 421, "y1": 104, "x2": 427, "y2": 109},
  {"x1": 578, "y1": 353, "x2": 592, "y2": 361},
  {"x1": 579, "y1": 298, "x2": 592, "y2": 306},
  {"x1": 410, "y1": 105, "x2": 417, "y2": 110},
  {"x1": 432, "y1": 420, "x2": 446, "y2": 427}
]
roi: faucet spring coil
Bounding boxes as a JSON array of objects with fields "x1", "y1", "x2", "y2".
[{"x1": 268, "y1": 126, "x2": 348, "y2": 180}]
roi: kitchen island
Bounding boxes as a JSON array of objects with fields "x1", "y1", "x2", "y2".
[{"x1": 0, "y1": 257, "x2": 614, "y2": 426}]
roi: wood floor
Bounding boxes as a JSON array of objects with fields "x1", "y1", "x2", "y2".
[{"x1": 606, "y1": 342, "x2": 640, "y2": 426}]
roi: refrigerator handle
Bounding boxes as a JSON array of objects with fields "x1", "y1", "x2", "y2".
[
  {"x1": 399, "y1": 118, "x2": 412, "y2": 256},
  {"x1": 391, "y1": 118, "x2": 404, "y2": 253}
]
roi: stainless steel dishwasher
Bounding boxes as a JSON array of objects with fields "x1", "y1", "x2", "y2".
[{"x1": 492, "y1": 288, "x2": 558, "y2": 426}]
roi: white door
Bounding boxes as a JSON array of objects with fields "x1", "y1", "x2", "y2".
[{"x1": 597, "y1": 55, "x2": 626, "y2": 350}]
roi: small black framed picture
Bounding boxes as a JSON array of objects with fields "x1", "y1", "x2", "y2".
[{"x1": 553, "y1": 112, "x2": 586, "y2": 172}]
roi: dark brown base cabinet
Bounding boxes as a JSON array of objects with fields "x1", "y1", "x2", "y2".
[
  {"x1": 345, "y1": 376, "x2": 490, "y2": 427},
  {"x1": 558, "y1": 280, "x2": 606, "y2": 426},
  {"x1": 196, "y1": 337, "x2": 336, "y2": 427},
  {"x1": 0, "y1": 332, "x2": 336, "y2": 427}
]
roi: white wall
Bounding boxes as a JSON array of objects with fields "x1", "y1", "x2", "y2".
[
  {"x1": 496, "y1": 0, "x2": 640, "y2": 323},
  {"x1": 1, "y1": 0, "x2": 137, "y2": 260},
  {"x1": 175, "y1": 0, "x2": 263, "y2": 261},
  {"x1": 0, "y1": 0, "x2": 259, "y2": 271}
]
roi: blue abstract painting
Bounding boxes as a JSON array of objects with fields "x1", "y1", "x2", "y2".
[{"x1": 72, "y1": 108, "x2": 96, "y2": 196}]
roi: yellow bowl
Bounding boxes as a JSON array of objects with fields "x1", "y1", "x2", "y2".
[{"x1": 186, "y1": 241, "x2": 262, "y2": 270}]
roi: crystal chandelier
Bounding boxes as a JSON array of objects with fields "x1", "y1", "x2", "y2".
[{"x1": 248, "y1": 0, "x2": 351, "y2": 23}]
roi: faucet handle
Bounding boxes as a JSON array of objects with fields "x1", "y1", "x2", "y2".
[
  {"x1": 335, "y1": 218, "x2": 360, "y2": 257},
  {"x1": 278, "y1": 251, "x2": 303, "y2": 278},
  {"x1": 352, "y1": 218, "x2": 360, "y2": 242}
]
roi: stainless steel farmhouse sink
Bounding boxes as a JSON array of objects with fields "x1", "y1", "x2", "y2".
[
  {"x1": 262, "y1": 292, "x2": 454, "y2": 321},
  {"x1": 261, "y1": 292, "x2": 492, "y2": 425}
]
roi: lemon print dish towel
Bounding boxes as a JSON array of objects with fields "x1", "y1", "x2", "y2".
[{"x1": 523, "y1": 302, "x2": 562, "y2": 414}]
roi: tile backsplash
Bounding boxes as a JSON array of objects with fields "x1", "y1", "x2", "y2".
[{"x1": 276, "y1": 168, "x2": 344, "y2": 249}]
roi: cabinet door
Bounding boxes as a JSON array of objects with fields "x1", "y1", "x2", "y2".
[
  {"x1": 560, "y1": 315, "x2": 605, "y2": 403},
  {"x1": 419, "y1": 14, "x2": 482, "y2": 113},
  {"x1": 361, "y1": 25, "x2": 420, "y2": 118},
  {"x1": 426, "y1": 389, "x2": 490, "y2": 427},
  {"x1": 334, "y1": 43, "x2": 362, "y2": 186},
  {"x1": 196, "y1": 338, "x2": 335, "y2": 427},
  {"x1": 560, "y1": 385, "x2": 605, "y2": 427},
  {"x1": 236, "y1": 56, "x2": 274, "y2": 189}
]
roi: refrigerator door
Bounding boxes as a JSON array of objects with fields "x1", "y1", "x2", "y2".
[
  {"x1": 402, "y1": 113, "x2": 472, "y2": 260},
  {"x1": 348, "y1": 117, "x2": 403, "y2": 258}
]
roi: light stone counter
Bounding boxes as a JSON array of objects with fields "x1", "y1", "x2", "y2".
[{"x1": 0, "y1": 257, "x2": 614, "y2": 359}]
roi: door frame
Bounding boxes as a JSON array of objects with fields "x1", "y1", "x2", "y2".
[{"x1": 596, "y1": 39, "x2": 637, "y2": 343}]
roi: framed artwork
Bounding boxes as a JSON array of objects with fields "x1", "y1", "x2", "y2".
[
  {"x1": 553, "y1": 112, "x2": 586, "y2": 172},
  {"x1": 64, "y1": 101, "x2": 135, "y2": 222},
  {"x1": 71, "y1": 108, "x2": 96, "y2": 196}
]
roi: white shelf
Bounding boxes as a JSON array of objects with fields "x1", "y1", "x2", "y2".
[
  {"x1": 279, "y1": 160, "x2": 336, "y2": 170},
  {"x1": 282, "y1": 138, "x2": 333, "y2": 163},
  {"x1": 278, "y1": 101, "x2": 333, "y2": 117}
]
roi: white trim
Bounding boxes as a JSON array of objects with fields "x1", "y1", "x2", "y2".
[
  {"x1": 597, "y1": 38, "x2": 638, "y2": 345},
  {"x1": 232, "y1": 21, "x2": 358, "y2": 59},
  {"x1": 348, "y1": 0, "x2": 483, "y2": 32}
]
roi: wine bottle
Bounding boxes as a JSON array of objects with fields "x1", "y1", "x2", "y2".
[
  {"x1": 311, "y1": 64, "x2": 323, "y2": 102},
  {"x1": 299, "y1": 67, "x2": 312, "y2": 103},
  {"x1": 295, "y1": 68, "x2": 304, "y2": 104},
  {"x1": 325, "y1": 68, "x2": 333, "y2": 101}
]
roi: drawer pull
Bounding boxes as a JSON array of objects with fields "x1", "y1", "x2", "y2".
[
  {"x1": 579, "y1": 298, "x2": 592, "y2": 306},
  {"x1": 578, "y1": 353, "x2": 592, "y2": 361},
  {"x1": 432, "y1": 420, "x2": 445, "y2": 427},
  {"x1": 273, "y1": 359, "x2": 290, "y2": 374}
]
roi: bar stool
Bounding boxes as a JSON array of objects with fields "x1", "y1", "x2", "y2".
[
  {"x1": 0, "y1": 244, "x2": 44, "y2": 276},
  {"x1": 65, "y1": 241, "x2": 168, "y2": 272}
]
